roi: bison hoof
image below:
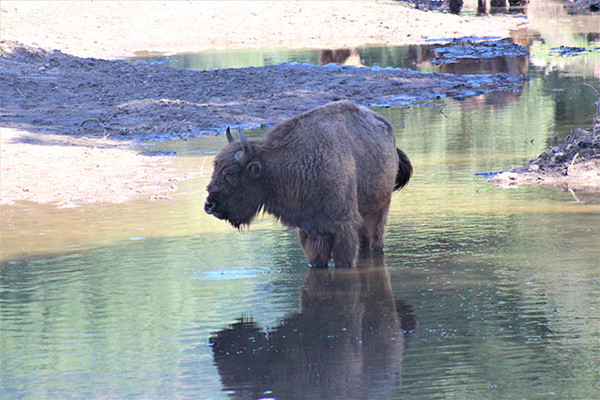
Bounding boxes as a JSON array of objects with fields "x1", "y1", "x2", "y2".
[{"x1": 334, "y1": 264, "x2": 353, "y2": 269}]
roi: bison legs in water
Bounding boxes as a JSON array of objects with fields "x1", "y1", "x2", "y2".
[
  {"x1": 299, "y1": 223, "x2": 359, "y2": 268},
  {"x1": 298, "y1": 195, "x2": 391, "y2": 268}
]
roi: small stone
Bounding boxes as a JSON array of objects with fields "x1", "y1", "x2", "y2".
[{"x1": 551, "y1": 152, "x2": 566, "y2": 163}]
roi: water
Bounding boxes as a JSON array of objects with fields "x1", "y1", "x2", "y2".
[{"x1": 2, "y1": 1, "x2": 600, "y2": 399}]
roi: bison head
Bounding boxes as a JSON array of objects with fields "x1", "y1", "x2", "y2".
[{"x1": 205, "y1": 128, "x2": 265, "y2": 229}]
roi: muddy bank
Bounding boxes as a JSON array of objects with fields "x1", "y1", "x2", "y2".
[
  {"x1": 490, "y1": 127, "x2": 600, "y2": 191},
  {"x1": 1, "y1": 41, "x2": 525, "y2": 142}
]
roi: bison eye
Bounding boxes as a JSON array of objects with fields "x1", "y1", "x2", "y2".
[{"x1": 223, "y1": 169, "x2": 239, "y2": 185}]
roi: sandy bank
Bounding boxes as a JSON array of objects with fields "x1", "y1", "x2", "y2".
[{"x1": 0, "y1": 0, "x2": 527, "y2": 59}]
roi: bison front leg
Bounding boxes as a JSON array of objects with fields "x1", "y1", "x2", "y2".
[
  {"x1": 298, "y1": 229, "x2": 333, "y2": 268},
  {"x1": 358, "y1": 227, "x2": 370, "y2": 248},
  {"x1": 332, "y1": 225, "x2": 358, "y2": 268}
]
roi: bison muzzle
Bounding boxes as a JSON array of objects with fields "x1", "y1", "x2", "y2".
[{"x1": 205, "y1": 101, "x2": 412, "y2": 268}]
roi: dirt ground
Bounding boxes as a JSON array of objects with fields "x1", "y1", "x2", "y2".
[
  {"x1": 2, "y1": 0, "x2": 592, "y2": 207},
  {"x1": 0, "y1": 1, "x2": 526, "y2": 59},
  {"x1": 0, "y1": 127, "x2": 196, "y2": 207}
]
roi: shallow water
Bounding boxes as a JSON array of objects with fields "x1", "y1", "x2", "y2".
[
  {"x1": 2, "y1": 1, "x2": 600, "y2": 399},
  {"x1": 3, "y1": 97, "x2": 599, "y2": 398}
]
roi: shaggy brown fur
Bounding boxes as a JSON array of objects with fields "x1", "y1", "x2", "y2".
[{"x1": 205, "y1": 101, "x2": 412, "y2": 267}]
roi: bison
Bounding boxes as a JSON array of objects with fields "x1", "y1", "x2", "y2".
[{"x1": 204, "y1": 101, "x2": 412, "y2": 267}]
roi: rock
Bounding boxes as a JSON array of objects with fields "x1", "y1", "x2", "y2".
[{"x1": 551, "y1": 152, "x2": 566, "y2": 163}]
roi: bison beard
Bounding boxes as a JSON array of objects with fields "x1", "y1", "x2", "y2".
[{"x1": 205, "y1": 101, "x2": 412, "y2": 267}]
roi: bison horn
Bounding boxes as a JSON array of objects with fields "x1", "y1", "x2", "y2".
[
  {"x1": 226, "y1": 127, "x2": 235, "y2": 143},
  {"x1": 238, "y1": 127, "x2": 253, "y2": 160}
]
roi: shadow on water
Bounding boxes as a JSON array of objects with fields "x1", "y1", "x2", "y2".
[{"x1": 209, "y1": 250, "x2": 415, "y2": 400}]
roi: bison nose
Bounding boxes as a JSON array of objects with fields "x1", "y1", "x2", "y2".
[{"x1": 204, "y1": 199, "x2": 216, "y2": 214}]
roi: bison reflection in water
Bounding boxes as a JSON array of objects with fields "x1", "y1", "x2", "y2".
[
  {"x1": 209, "y1": 251, "x2": 416, "y2": 400},
  {"x1": 204, "y1": 101, "x2": 412, "y2": 268}
]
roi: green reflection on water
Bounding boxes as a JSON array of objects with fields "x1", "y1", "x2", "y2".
[{"x1": 1, "y1": 207, "x2": 598, "y2": 399}]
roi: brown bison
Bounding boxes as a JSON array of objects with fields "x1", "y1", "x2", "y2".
[{"x1": 204, "y1": 101, "x2": 412, "y2": 267}]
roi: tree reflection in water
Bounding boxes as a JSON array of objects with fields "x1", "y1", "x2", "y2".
[{"x1": 209, "y1": 251, "x2": 416, "y2": 400}]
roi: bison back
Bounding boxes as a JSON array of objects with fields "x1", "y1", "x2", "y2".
[{"x1": 262, "y1": 101, "x2": 399, "y2": 225}]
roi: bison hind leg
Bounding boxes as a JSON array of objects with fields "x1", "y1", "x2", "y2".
[
  {"x1": 298, "y1": 229, "x2": 333, "y2": 268},
  {"x1": 360, "y1": 201, "x2": 391, "y2": 251}
]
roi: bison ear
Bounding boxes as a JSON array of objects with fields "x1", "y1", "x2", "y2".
[{"x1": 246, "y1": 161, "x2": 262, "y2": 179}]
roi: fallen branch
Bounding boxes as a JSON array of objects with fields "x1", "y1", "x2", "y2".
[
  {"x1": 439, "y1": 103, "x2": 448, "y2": 118},
  {"x1": 566, "y1": 152, "x2": 579, "y2": 176},
  {"x1": 80, "y1": 118, "x2": 106, "y2": 128}
]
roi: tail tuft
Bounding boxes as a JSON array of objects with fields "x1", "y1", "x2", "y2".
[{"x1": 394, "y1": 148, "x2": 412, "y2": 191}]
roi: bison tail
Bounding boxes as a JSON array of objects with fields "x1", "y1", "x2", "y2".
[{"x1": 394, "y1": 148, "x2": 412, "y2": 191}]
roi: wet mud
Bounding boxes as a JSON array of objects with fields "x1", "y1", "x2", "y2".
[
  {"x1": 1, "y1": 40, "x2": 525, "y2": 141},
  {"x1": 490, "y1": 127, "x2": 600, "y2": 191}
]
